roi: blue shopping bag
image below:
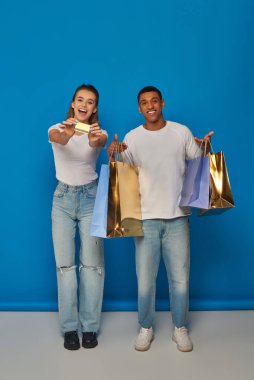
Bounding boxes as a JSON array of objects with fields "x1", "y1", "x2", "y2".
[
  {"x1": 179, "y1": 156, "x2": 210, "y2": 209},
  {"x1": 90, "y1": 164, "x2": 109, "y2": 238}
]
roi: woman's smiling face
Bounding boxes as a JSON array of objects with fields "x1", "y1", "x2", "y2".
[{"x1": 72, "y1": 89, "x2": 97, "y2": 123}]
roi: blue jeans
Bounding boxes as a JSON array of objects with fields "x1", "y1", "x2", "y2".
[
  {"x1": 135, "y1": 217, "x2": 190, "y2": 329},
  {"x1": 52, "y1": 180, "x2": 104, "y2": 334}
]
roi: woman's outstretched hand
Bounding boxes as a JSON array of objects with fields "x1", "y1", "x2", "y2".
[
  {"x1": 60, "y1": 118, "x2": 77, "y2": 137},
  {"x1": 88, "y1": 123, "x2": 107, "y2": 147}
]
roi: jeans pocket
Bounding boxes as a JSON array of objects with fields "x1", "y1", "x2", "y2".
[
  {"x1": 53, "y1": 184, "x2": 65, "y2": 198},
  {"x1": 86, "y1": 182, "x2": 98, "y2": 198}
]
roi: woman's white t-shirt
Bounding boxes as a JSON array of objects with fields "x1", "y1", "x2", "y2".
[{"x1": 49, "y1": 124, "x2": 107, "y2": 186}]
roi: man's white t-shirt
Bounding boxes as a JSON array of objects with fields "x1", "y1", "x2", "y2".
[
  {"x1": 49, "y1": 124, "x2": 107, "y2": 186},
  {"x1": 124, "y1": 121, "x2": 201, "y2": 220}
]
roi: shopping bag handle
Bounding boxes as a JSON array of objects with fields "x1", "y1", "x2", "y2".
[
  {"x1": 199, "y1": 139, "x2": 215, "y2": 156},
  {"x1": 108, "y1": 134, "x2": 123, "y2": 162},
  {"x1": 109, "y1": 134, "x2": 134, "y2": 166}
]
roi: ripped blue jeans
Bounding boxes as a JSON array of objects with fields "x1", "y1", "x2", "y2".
[{"x1": 52, "y1": 180, "x2": 104, "y2": 334}]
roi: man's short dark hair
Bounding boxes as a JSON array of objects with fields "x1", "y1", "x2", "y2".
[{"x1": 137, "y1": 86, "x2": 163, "y2": 102}]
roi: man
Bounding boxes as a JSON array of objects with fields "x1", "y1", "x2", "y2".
[{"x1": 108, "y1": 86, "x2": 213, "y2": 352}]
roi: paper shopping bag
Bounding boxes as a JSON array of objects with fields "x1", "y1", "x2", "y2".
[
  {"x1": 107, "y1": 161, "x2": 143, "y2": 237},
  {"x1": 199, "y1": 151, "x2": 234, "y2": 215},
  {"x1": 91, "y1": 161, "x2": 143, "y2": 238},
  {"x1": 90, "y1": 164, "x2": 109, "y2": 238},
  {"x1": 179, "y1": 155, "x2": 210, "y2": 209}
]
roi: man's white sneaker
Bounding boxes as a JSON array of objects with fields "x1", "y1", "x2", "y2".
[
  {"x1": 135, "y1": 327, "x2": 154, "y2": 351},
  {"x1": 172, "y1": 326, "x2": 193, "y2": 352}
]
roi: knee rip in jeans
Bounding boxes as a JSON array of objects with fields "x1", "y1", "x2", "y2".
[
  {"x1": 58, "y1": 265, "x2": 77, "y2": 274},
  {"x1": 79, "y1": 264, "x2": 103, "y2": 275},
  {"x1": 171, "y1": 279, "x2": 189, "y2": 286}
]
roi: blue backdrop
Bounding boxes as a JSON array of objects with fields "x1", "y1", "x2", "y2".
[{"x1": 1, "y1": 0, "x2": 253, "y2": 311}]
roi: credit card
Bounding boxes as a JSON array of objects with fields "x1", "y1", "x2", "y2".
[{"x1": 75, "y1": 122, "x2": 90, "y2": 133}]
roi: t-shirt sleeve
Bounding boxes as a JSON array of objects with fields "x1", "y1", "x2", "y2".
[
  {"x1": 101, "y1": 128, "x2": 108, "y2": 137},
  {"x1": 48, "y1": 123, "x2": 63, "y2": 143},
  {"x1": 100, "y1": 129, "x2": 108, "y2": 149},
  {"x1": 184, "y1": 127, "x2": 202, "y2": 160}
]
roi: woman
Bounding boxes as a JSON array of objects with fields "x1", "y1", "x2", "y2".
[{"x1": 49, "y1": 84, "x2": 107, "y2": 350}]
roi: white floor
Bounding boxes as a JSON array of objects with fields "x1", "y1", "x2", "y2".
[{"x1": 0, "y1": 311, "x2": 253, "y2": 380}]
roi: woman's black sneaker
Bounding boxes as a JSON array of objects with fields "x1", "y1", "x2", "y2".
[
  {"x1": 82, "y1": 332, "x2": 98, "y2": 348},
  {"x1": 64, "y1": 331, "x2": 80, "y2": 350}
]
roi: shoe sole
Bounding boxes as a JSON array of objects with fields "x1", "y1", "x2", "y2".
[
  {"x1": 64, "y1": 343, "x2": 80, "y2": 350},
  {"x1": 82, "y1": 341, "x2": 98, "y2": 349},
  {"x1": 172, "y1": 336, "x2": 193, "y2": 352},
  {"x1": 135, "y1": 335, "x2": 154, "y2": 352}
]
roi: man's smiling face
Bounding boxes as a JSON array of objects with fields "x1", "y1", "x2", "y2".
[{"x1": 138, "y1": 91, "x2": 164, "y2": 124}]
